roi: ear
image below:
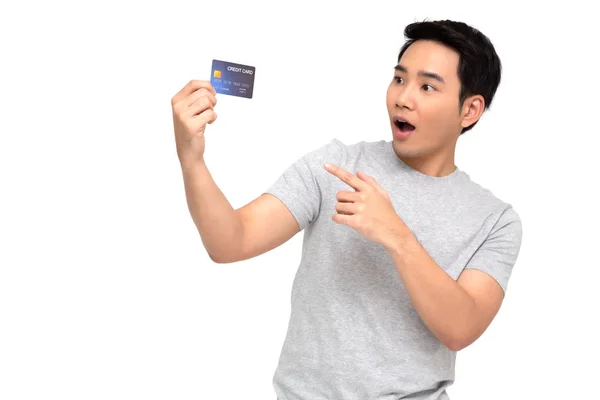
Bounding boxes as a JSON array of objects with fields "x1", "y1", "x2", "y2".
[{"x1": 460, "y1": 94, "x2": 485, "y2": 130}]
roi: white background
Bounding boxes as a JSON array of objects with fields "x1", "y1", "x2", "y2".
[{"x1": 1, "y1": 1, "x2": 598, "y2": 399}]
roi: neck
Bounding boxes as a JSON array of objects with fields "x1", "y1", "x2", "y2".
[{"x1": 393, "y1": 143, "x2": 457, "y2": 178}]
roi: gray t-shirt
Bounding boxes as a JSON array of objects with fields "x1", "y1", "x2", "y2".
[{"x1": 265, "y1": 138, "x2": 523, "y2": 400}]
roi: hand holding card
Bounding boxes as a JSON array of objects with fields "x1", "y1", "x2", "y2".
[{"x1": 171, "y1": 80, "x2": 218, "y2": 166}]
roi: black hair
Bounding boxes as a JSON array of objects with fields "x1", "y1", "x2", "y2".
[{"x1": 397, "y1": 20, "x2": 502, "y2": 134}]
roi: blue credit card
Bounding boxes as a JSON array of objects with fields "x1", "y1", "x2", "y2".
[{"x1": 210, "y1": 59, "x2": 255, "y2": 99}]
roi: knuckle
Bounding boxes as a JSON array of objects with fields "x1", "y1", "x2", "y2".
[
  {"x1": 197, "y1": 96, "x2": 210, "y2": 109},
  {"x1": 183, "y1": 120, "x2": 194, "y2": 132},
  {"x1": 199, "y1": 110, "x2": 211, "y2": 124},
  {"x1": 192, "y1": 90, "x2": 204, "y2": 102},
  {"x1": 359, "y1": 193, "x2": 367, "y2": 202},
  {"x1": 208, "y1": 92, "x2": 217, "y2": 105},
  {"x1": 173, "y1": 101, "x2": 184, "y2": 114}
]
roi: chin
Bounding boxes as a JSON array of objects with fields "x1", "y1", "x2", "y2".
[{"x1": 391, "y1": 136, "x2": 428, "y2": 158}]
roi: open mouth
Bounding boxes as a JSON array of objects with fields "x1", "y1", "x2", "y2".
[{"x1": 394, "y1": 119, "x2": 416, "y2": 132}]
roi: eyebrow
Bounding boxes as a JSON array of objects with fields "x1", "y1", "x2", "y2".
[{"x1": 394, "y1": 64, "x2": 445, "y2": 84}]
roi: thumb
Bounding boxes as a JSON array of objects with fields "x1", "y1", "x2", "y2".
[{"x1": 357, "y1": 170, "x2": 386, "y2": 194}]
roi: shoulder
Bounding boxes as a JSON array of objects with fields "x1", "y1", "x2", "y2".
[
  {"x1": 459, "y1": 173, "x2": 523, "y2": 238},
  {"x1": 325, "y1": 138, "x2": 387, "y2": 161},
  {"x1": 300, "y1": 137, "x2": 367, "y2": 165}
]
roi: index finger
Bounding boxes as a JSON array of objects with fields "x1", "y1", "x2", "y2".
[
  {"x1": 171, "y1": 80, "x2": 216, "y2": 106},
  {"x1": 324, "y1": 163, "x2": 370, "y2": 192}
]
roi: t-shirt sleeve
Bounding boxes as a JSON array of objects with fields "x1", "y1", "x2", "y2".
[
  {"x1": 463, "y1": 206, "x2": 523, "y2": 294},
  {"x1": 263, "y1": 138, "x2": 344, "y2": 232}
]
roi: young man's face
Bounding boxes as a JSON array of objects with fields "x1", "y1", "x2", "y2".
[{"x1": 386, "y1": 40, "x2": 473, "y2": 158}]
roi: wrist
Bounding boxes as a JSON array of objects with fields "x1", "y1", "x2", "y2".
[
  {"x1": 384, "y1": 224, "x2": 417, "y2": 255},
  {"x1": 179, "y1": 155, "x2": 206, "y2": 171}
]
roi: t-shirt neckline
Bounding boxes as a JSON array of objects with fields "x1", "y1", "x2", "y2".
[{"x1": 383, "y1": 140, "x2": 463, "y2": 184}]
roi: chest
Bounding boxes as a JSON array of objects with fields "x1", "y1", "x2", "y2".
[{"x1": 316, "y1": 177, "x2": 490, "y2": 275}]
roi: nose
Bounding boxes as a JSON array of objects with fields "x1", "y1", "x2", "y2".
[{"x1": 395, "y1": 85, "x2": 415, "y2": 110}]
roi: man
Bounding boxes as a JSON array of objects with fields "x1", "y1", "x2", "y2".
[{"x1": 171, "y1": 19, "x2": 522, "y2": 400}]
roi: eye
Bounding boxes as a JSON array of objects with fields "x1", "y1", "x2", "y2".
[
  {"x1": 422, "y1": 84, "x2": 436, "y2": 92},
  {"x1": 394, "y1": 76, "x2": 403, "y2": 84}
]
